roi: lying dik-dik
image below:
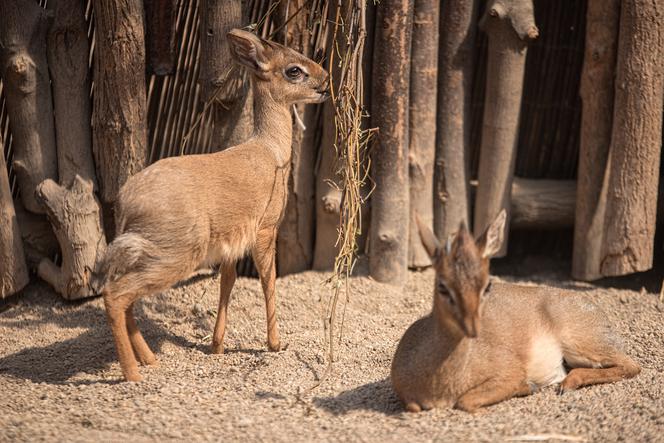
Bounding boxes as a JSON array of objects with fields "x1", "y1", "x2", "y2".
[
  {"x1": 96, "y1": 29, "x2": 329, "y2": 382},
  {"x1": 391, "y1": 210, "x2": 640, "y2": 412}
]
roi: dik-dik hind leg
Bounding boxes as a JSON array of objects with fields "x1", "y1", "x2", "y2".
[
  {"x1": 560, "y1": 336, "x2": 641, "y2": 393},
  {"x1": 252, "y1": 228, "x2": 280, "y2": 352},
  {"x1": 104, "y1": 295, "x2": 142, "y2": 382},
  {"x1": 211, "y1": 262, "x2": 237, "y2": 354},
  {"x1": 126, "y1": 302, "x2": 157, "y2": 366},
  {"x1": 559, "y1": 356, "x2": 640, "y2": 393},
  {"x1": 456, "y1": 377, "x2": 532, "y2": 412}
]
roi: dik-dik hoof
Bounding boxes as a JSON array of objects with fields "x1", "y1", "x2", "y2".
[
  {"x1": 123, "y1": 371, "x2": 143, "y2": 383},
  {"x1": 268, "y1": 340, "x2": 281, "y2": 352},
  {"x1": 405, "y1": 402, "x2": 422, "y2": 413},
  {"x1": 211, "y1": 343, "x2": 225, "y2": 354}
]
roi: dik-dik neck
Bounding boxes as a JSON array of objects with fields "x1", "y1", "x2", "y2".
[{"x1": 252, "y1": 79, "x2": 293, "y2": 166}]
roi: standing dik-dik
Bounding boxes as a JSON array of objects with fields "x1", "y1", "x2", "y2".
[
  {"x1": 96, "y1": 29, "x2": 329, "y2": 382},
  {"x1": 391, "y1": 210, "x2": 640, "y2": 412}
]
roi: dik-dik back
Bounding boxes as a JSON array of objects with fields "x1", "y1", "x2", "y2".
[
  {"x1": 391, "y1": 210, "x2": 640, "y2": 412},
  {"x1": 97, "y1": 29, "x2": 329, "y2": 382}
]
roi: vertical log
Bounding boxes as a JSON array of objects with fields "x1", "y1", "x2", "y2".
[
  {"x1": 473, "y1": 0, "x2": 538, "y2": 257},
  {"x1": 0, "y1": 140, "x2": 29, "y2": 299},
  {"x1": 407, "y1": 0, "x2": 439, "y2": 268},
  {"x1": 600, "y1": 0, "x2": 664, "y2": 276},
  {"x1": 47, "y1": 0, "x2": 97, "y2": 188},
  {"x1": 0, "y1": 0, "x2": 58, "y2": 214},
  {"x1": 433, "y1": 0, "x2": 478, "y2": 240},
  {"x1": 199, "y1": 0, "x2": 253, "y2": 151},
  {"x1": 145, "y1": 0, "x2": 178, "y2": 75},
  {"x1": 572, "y1": 0, "x2": 620, "y2": 281},
  {"x1": 92, "y1": 0, "x2": 149, "y2": 235},
  {"x1": 369, "y1": 0, "x2": 414, "y2": 284},
  {"x1": 278, "y1": 0, "x2": 317, "y2": 275},
  {"x1": 313, "y1": 100, "x2": 341, "y2": 270}
]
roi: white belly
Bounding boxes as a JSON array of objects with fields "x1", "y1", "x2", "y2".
[{"x1": 526, "y1": 334, "x2": 567, "y2": 387}]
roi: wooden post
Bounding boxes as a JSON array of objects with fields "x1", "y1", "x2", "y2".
[
  {"x1": 144, "y1": 0, "x2": 178, "y2": 75},
  {"x1": 407, "y1": 0, "x2": 439, "y2": 268},
  {"x1": 0, "y1": 0, "x2": 58, "y2": 214},
  {"x1": 199, "y1": 0, "x2": 253, "y2": 151},
  {"x1": 0, "y1": 141, "x2": 29, "y2": 299},
  {"x1": 571, "y1": 0, "x2": 620, "y2": 281},
  {"x1": 473, "y1": 0, "x2": 538, "y2": 257},
  {"x1": 35, "y1": 177, "x2": 107, "y2": 300},
  {"x1": 278, "y1": 0, "x2": 317, "y2": 275},
  {"x1": 510, "y1": 178, "x2": 576, "y2": 229},
  {"x1": 433, "y1": 0, "x2": 478, "y2": 242},
  {"x1": 600, "y1": 0, "x2": 664, "y2": 276},
  {"x1": 92, "y1": 0, "x2": 149, "y2": 236},
  {"x1": 369, "y1": 0, "x2": 414, "y2": 284},
  {"x1": 47, "y1": 0, "x2": 97, "y2": 189}
]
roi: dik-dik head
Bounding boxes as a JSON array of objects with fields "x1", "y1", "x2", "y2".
[
  {"x1": 417, "y1": 210, "x2": 506, "y2": 338},
  {"x1": 227, "y1": 29, "x2": 329, "y2": 105}
]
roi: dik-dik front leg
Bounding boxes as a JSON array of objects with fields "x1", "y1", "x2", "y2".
[
  {"x1": 456, "y1": 377, "x2": 532, "y2": 412},
  {"x1": 252, "y1": 228, "x2": 281, "y2": 352}
]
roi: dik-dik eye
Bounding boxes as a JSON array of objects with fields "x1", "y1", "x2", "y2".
[
  {"x1": 285, "y1": 65, "x2": 307, "y2": 81},
  {"x1": 437, "y1": 281, "x2": 455, "y2": 305}
]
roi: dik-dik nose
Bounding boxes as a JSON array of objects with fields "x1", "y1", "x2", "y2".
[{"x1": 462, "y1": 316, "x2": 480, "y2": 338}]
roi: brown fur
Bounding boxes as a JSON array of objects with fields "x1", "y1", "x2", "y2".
[
  {"x1": 96, "y1": 29, "x2": 329, "y2": 382},
  {"x1": 391, "y1": 211, "x2": 640, "y2": 412}
]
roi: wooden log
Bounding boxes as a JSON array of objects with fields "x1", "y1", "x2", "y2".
[
  {"x1": 571, "y1": 0, "x2": 620, "y2": 281},
  {"x1": 473, "y1": 0, "x2": 538, "y2": 257},
  {"x1": 0, "y1": 0, "x2": 58, "y2": 214},
  {"x1": 35, "y1": 176, "x2": 107, "y2": 299},
  {"x1": 47, "y1": 0, "x2": 97, "y2": 189},
  {"x1": 199, "y1": 0, "x2": 253, "y2": 151},
  {"x1": 510, "y1": 178, "x2": 575, "y2": 230},
  {"x1": 433, "y1": 0, "x2": 478, "y2": 241},
  {"x1": 144, "y1": 0, "x2": 178, "y2": 75},
  {"x1": 0, "y1": 141, "x2": 29, "y2": 299},
  {"x1": 600, "y1": 0, "x2": 664, "y2": 277},
  {"x1": 313, "y1": 96, "x2": 341, "y2": 271},
  {"x1": 369, "y1": 0, "x2": 414, "y2": 284},
  {"x1": 407, "y1": 0, "x2": 439, "y2": 268},
  {"x1": 278, "y1": 0, "x2": 316, "y2": 275},
  {"x1": 92, "y1": 0, "x2": 149, "y2": 236}
]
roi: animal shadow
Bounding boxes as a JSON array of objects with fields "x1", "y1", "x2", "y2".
[
  {"x1": 0, "y1": 283, "x2": 193, "y2": 385},
  {"x1": 313, "y1": 378, "x2": 402, "y2": 415}
]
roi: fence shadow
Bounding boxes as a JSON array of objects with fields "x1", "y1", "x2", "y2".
[
  {"x1": 312, "y1": 378, "x2": 402, "y2": 416},
  {"x1": 0, "y1": 283, "x2": 194, "y2": 385}
]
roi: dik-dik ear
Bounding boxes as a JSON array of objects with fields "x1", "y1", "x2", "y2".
[
  {"x1": 477, "y1": 209, "x2": 507, "y2": 258},
  {"x1": 227, "y1": 29, "x2": 271, "y2": 75},
  {"x1": 415, "y1": 214, "x2": 441, "y2": 261}
]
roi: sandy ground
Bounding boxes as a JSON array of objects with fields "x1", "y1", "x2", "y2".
[{"x1": 1, "y1": 260, "x2": 663, "y2": 442}]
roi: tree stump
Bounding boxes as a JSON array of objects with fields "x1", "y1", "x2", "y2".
[
  {"x1": 35, "y1": 176, "x2": 107, "y2": 300},
  {"x1": 473, "y1": 0, "x2": 538, "y2": 257},
  {"x1": 0, "y1": 144, "x2": 29, "y2": 299},
  {"x1": 407, "y1": 0, "x2": 439, "y2": 268},
  {"x1": 92, "y1": 0, "x2": 149, "y2": 235},
  {"x1": 199, "y1": 0, "x2": 253, "y2": 151},
  {"x1": 145, "y1": 0, "x2": 178, "y2": 75},
  {"x1": 369, "y1": 0, "x2": 414, "y2": 284},
  {"x1": 572, "y1": 0, "x2": 620, "y2": 281},
  {"x1": 0, "y1": 0, "x2": 58, "y2": 214},
  {"x1": 600, "y1": 0, "x2": 664, "y2": 277},
  {"x1": 433, "y1": 0, "x2": 478, "y2": 242},
  {"x1": 47, "y1": 0, "x2": 97, "y2": 189}
]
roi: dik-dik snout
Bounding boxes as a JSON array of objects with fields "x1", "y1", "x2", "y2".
[
  {"x1": 227, "y1": 29, "x2": 329, "y2": 105},
  {"x1": 417, "y1": 211, "x2": 506, "y2": 339}
]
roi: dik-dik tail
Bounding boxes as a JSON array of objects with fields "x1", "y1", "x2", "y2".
[{"x1": 92, "y1": 233, "x2": 158, "y2": 294}]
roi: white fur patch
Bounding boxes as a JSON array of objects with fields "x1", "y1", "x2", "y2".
[{"x1": 526, "y1": 334, "x2": 567, "y2": 387}]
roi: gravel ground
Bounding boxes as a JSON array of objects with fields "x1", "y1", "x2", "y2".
[{"x1": 1, "y1": 261, "x2": 663, "y2": 442}]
